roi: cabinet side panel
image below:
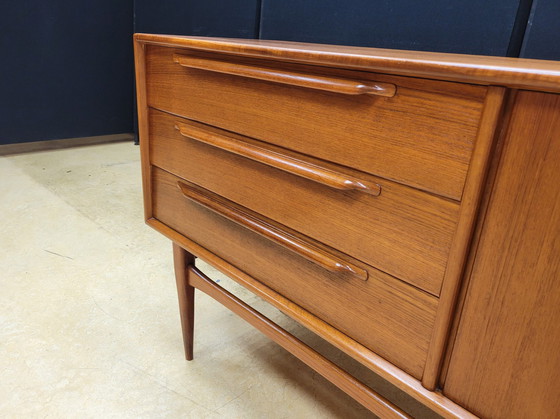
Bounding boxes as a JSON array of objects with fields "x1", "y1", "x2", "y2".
[
  {"x1": 134, "y1": 38, "x2": 152, "y2": 220},
  {"x1": 443, "y1": 91, "x2": 560, "y2": 418}
]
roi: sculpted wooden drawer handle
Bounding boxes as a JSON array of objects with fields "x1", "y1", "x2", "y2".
[
  {"x1": 177, "y1": 181, "x2": 369, "y2": 281},
  {"x1": 172, "y1": 54, "x2": 396, "y2": 97},
  {"x1": 174, "y1": 123, "x2": 382, "y2": 197}
]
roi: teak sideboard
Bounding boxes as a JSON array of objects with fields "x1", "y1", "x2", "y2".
[{"x1": 133, "y1": 33, "x2": 560, "y2": 418}]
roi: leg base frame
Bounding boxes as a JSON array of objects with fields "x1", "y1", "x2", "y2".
[{"x1": 186, "y1": 263, "x2": 410, "y2": 419}]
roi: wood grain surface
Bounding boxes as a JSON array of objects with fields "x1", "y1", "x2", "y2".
[
  {"x1": 135, "y1": 34, "x2": 560, "y2": 417},
  {"x1": 133, "y1": 40, "x2": 152, "y2": 220},
  {"x1": 149, "y1": 218, "x2": 476, "y2": 419},
  {"x1": 152, "y1": 166, "x2": 438, "y2": 379},
  {"x1": 422, "y1": 87, "x2": 507, "y2": 389},
  {"x1": 149, "y1": 109, "x2": 460, "y2": 295},
  {"x1": 172, "y1": 243, "x2": 195, "y2": 360},
  {"x1": 146, "y1": 45, "x2": 486, "y2": 200},
  {"x1": 135, "y1": 34, "x2": 560, "y2": 93},
  {"x1": 443, "y1": 91, "x2": 560, "y2": 418}
]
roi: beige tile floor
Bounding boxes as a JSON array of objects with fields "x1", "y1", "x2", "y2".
[{"x1": 0, "y1": 142, "x2": 439, "y2": 418}]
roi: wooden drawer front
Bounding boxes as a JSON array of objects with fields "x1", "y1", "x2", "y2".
[
  {"x1": 146, "y1": 45, "x2": 487, "y2": 200},
  {"x1": 149, "y1": 109, "x2": 460, "y2": 296},
  {"x1": 151, "y1": 166, "x2": 438, "y2": 379}
]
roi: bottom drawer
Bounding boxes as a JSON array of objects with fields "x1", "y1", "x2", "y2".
[{"x1": 151, "y1": 166, "x2": 438, "y2": 379}]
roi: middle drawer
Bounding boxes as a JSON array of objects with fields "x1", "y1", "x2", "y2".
[{"x1": 150, "y1": 109, "x2": 460, "y2": 296}]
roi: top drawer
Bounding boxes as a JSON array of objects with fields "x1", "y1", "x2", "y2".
[{"x1": 145, "y1": 45, "x2": 488, "y2": 200}]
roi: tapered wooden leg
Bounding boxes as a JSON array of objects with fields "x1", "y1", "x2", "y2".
[{"x1": 172, "y1": 242, "x2": 196, "y2": 360}]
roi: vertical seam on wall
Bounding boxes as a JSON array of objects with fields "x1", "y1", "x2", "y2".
[
  {"x1": 506, "y1": 0, "x2": 535, "y2": 57},
  {"x1": 132, "y1": 0, "x2": 138, "y2": 138},
  {"x1": 519, "y1": 0, "x2": 539, "y2": 57},
  {"x1": 255, "y1": 0, "x2": 263, "y2": 39},
  {"x1": 132, "y1": 0, "x2": 136, "y2": 33}
]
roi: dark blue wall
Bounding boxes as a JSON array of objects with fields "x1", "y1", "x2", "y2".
[
  {"x1": 259, "y1": 0, "x2": 525, "y2": 56},
  {"x1": 0, "y1": 1, "x2": 133, "y2": 145},
  {"x1": 134, "y1": 0, "x2": 260, "y2": 38},
  {"x1": 521, "y1": 0, "x2": 560, "y2": 59}
]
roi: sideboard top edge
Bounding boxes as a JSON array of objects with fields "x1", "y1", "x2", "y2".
[{"x1": 134, "y1": 33, "x2": 560, "y2": 93}]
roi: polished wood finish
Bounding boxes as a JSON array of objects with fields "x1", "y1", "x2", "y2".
[
  {"x1": 422, "y1": 86, "x2": 507, "y2": 389},
  {"x1": 135, "y1": 34, "x2": 560, "y2": 417},
  {"x1": 188, "y1": 266, "x2": 410, "y2": 419},
  {"x1": 150, "y1": 109, "x2": 460, "y2": 295},
  {"x1": 153, "y1": 167, "x2": 437, "y2": 379},
  {"x1": 172, "y1": 243, "x2": 195, "y2": 360},
  {"x1": 443, "y1": 91, "x2": 560, "y2": 418},
  {"x1": 172, "y1": 53, "x2": 397, "y2": 97},
  {"x1": 135, "y1": 34, "x2": 560, "y2": 93},
  {"x1": 149, "y1": 218, "x2": 476, "y2": 419},
  {"x1": 147, "y1": 45, "x2": 486, "y2": 200},
  {"x1": 177, "y1": 180, "x2": 368, "y2": 281},
  {"x1": 133, "y1": 39, "x2": 152, "y2": 220},
  {"x1": 437, "y1": 91, "x2": 521, "y2": 388},
  {"x1": 174, "y1": 121, "x2": 382, "y2": 196}
]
